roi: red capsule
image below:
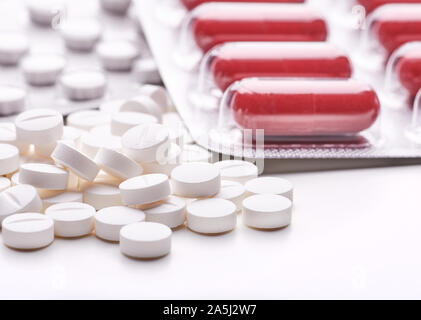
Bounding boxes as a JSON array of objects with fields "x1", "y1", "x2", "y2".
[
  {"x1": 395, "y1": 47, "x2": 421, "y2": 98},
  {"x1": 371, "y1": 4, "x2": 421, "y2": 57},
  {"x1": 209, "y1": 42, "x2": 352, "y2": 92},
  {"x1": 181, "y1": 0, "x2": 305, "y2": 11},
  {"x1": 229, "y1": 79, "x2": 380, "y2": 136},
  {"x1": 190, "y1": 3, "x2": 328, "y2": 53},
  {"x1": 357, "y1": 0, "x2": 421, "y2": 14}
]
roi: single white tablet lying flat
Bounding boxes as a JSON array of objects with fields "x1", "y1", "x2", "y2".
[
  {"x1": 42, "y1": 191, "x2": 83, "y2": 211},
  {"x1": 119, "y1": 174, "x2": 171, "y2": 206},
  {"x1": 60, "y1": 20, "x2": 102, "y2": 51},
  {"x1": 27, "y1": 0, "x2": 63, "y2": 26},
  {"x1": 0, "y1": 185, "x2": 42, "y2": 223},
  {"x1": 242, "y1": 194, "x2": 292, "y2": 230},
  {"x1": 95, "y1": 147, "x2": 143, "y2": 180},
  {"x1": 19, "y1": 163, "x2": 69, "y2": 190},
  {"x1": 2, "y1": 213, "x2": 54, "y2": 250},
  {"x1": 83, "y1": 183, "x2": 122, "y2": 210},
  {"x1": 15, "y1": 108, "x2": 63, "y2": 145},
  {"x1": 245, "y1": 177, "x2": 293, "y2": 201},
  {"x1": 0, "y1": 33, "x2": 29, "y2": 65},
  {"x1": 0, "y1": 86, "x2": 26, "y2": 116},
  {"x1": 187, "y1": 198, "x2": 236, "y2": 234},
  {"x1": 45, "y1": 202, "x2": 95, "y2": 237},
  {"x1": 214, "y1": 160, "x2": 259, "y2": 185},
  {"x1": 111, "y1": 111, "x2": 158, "y2": 136},
  {"x1": 120, "y1": 222, "x2": 171, "y2": 259},
  {"x1": 67, "y1": 110, "x2": 111, "y2": 131},
  {"x1": 95, "y1": 206, "x2": 145, "y2": 242},
  {"x1": 0, "y1": 143, "x2": 19, "y2": 175},
  {"x1": 214, "y1": 180, "x2": 245, "y2": 212},
  {"x1": 97, "y1": 40, "x2": 139, "y2": 71},
  {"x1": 61, "y1": 71, "x2": 106, "y2": 101},
  {"x1": 120, "y1": 95, "x2": 163, "y2": 123},
  {"x1": 52, "y1": 141, "x2": 99, "y2": 181},
  {"x1": 22, "y1": 54, "x2": 66, "y2": 86},
  {"x1": 144, "y1": 196, "x2": 186, "y2": 228},
  {"x1": 171, "y1": 162, "x2": 220, "y2": 198}
]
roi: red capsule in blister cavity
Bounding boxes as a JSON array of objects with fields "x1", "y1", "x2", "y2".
[
  {"x1": 357, "y1": 0, "x2": 421, "y2": 14},
  {"x1": 190, "y1": 3, "x2": 328, "y2": 53},
  {"x1": 370, "y1": 4, "x2": 421, "y2": 58},
  {"x1": 181, "y1": 0, "x2": 305, "y2": 11},
  {"x1": 209, "y1": 42, "x2": 352, "y2": 92},
  {"x1": 395, "y1": 47, "x2": 421, "y2": 99},
  {"x1": 228, "y1": 79, "x2": 380, "y2": 136}
]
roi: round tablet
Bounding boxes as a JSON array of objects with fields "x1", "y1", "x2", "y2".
[
  {"x1": 19, "y1": 163, "x2": 68, "y2": 190},
  {"x1": 0, "y1": 177, "x2": 11, "y2": 192},
  {"x1": 0, "y1": 144, "x2": 19, "y2": 175},
  {"x1": 111, "y1": 111, "x2": 158, "y2": 136},
  {"x1": 214, "y1": 180, "x2": 245, "y2": 212},
  {"x1": 214, "y1": 160, "x2": 258, "y2": 185},
  {"x1": 120, "y1": 222, "x2": 171, "y2": 259},
  {"x1": 0, "y1": 33, "x2": 28, "y2": 65},
  {"x1": 22, "y1": 54, "x2": 66, "y2": 86},
  {"x1": 42, "y1": 191, "x2": 83, "y2": 211},
  {"x1": 83, "y1": 183, "x2": 122, "y2": 210},
  {"x1": 144, "y1": 196, "x2": 186, "y2": 228},
  {"x1": 60, "y1": 20, "x2": 102, "y2": 51},
  {"x1": 187, "y1": 198, "x2": 236, "y2": 234},
  {"x1": 97, "y1": 40, "x2": 139, "y2": 71},
  {"x1": 134, "y1": 58, "x2": 161, "y2": 84},
  {"x1": 100, "y1": 0, "x2": 132, "y2": 15},
  {"x1": 67, "y1": 110, "x2": 110, "y2": 131},
  {"x1": 142, "y1": 143, "x2": 181, "y2": 176},
  {"x1": 119, "y1": 95, "x2": 163, "y2": 123},
  {"x1": 95, "y1": 206, "x2": 145, "y2": 242},
  {"x1": 179, "y1": 145, "x2": 211, "y2": 163},
  {"x1": 0, "y1": 184, "x2": 42, "y2": 224},
  {"x1": 80, "y1": 132, "x2": 121, "y2": 159},
  {"x1": 119, "y1": 174, "x2": 171, "y2": 206},
  {"x1": 15, "y1": 108, "x2": 63, "y2": 145},
  {"x1": 95, "y1": 147, "x2": 143, "y2": 180},
  {"x1": 27, "y1": 0, "x2": 64, "y2": 26},
  {"x1": 122, "y1": 124, "x2": 170, "y2": 163},
  {"x1": 100, "y1": 99, "x2": 124, "y2": 114},
  {"x1": 51, "y1": 141, "x2": 99, "y2": 181},
  {"x1": 171, "y1": 162, "x2": 220, "y2": 198},
  {"x1": 0, "y1": 86, "x2": 26, "y2": 116},
  {"x1": 245, "y1": 177, "x2": 293, "y2": 201},
  {"x1": 242, "y1": 194, "x2": 292, "y2": 229},
  {"x1": 0, "y1": 123, "x2": 29, "y2": 154},
  {"x1": 138, "y1": 85, "x2": 169, "y2": 113},
  {"x1": 45, "y1": 202, "x2": 94, "y2": 237},
  {"x1": 61, "y1": 71, "x2": 106, "y2": 101},
  {"x1": 2, "y1": 213, "x2": 54, "y2": 250}
]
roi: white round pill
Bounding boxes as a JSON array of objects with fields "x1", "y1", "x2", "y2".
[
  {"x1": 111, "y1": 111, "x2": 157, "y2": 136},
  {"x1": 15, "y1": 108, "x2": 63, "y2": 145},
  {"x1": 243, "y1": 194, "x2": 292, "y2": 229},
  {"x1": 97, "y1": 40, "x2": 139, "y2": 71},
  {"x1": 51, "y1": 141, "x2": 99, "y2": 181},
  {"x1": 245, "y1": 177, "x2": 293, "y2": 201},
  {"x1": 22, "y1": 54, "x2": 66, "y2": 86},
  {"x1": 80, "y1": 132, "x2": 121, "y2": 159},
  {"x1": 187, "y1": 198, "x2": 236, "y2": 234},
  {"x1": 119, "y1": 174, "x2": 171, "y2": 206},
  {"x1": 61, "y1": 71, "x2": 106, "y2": 101},
  {"x1": 100, "y1": 0, "x2": 132, "y2": 15},
  {"x1": 144, "y1": 196, "x2": 186, "y2": 229},
  {"x1": 0, "y1": 86, "x2": 26, "y2": 116},
  {"x1": 95, "y1": 206, "x2": 145, "y2": 242},
  {"x1": 134, "y1": 58, "x2": 161, "y2": 84},
  {"x1": 120, "y1": 222, "x2": 171, "y2": 259},
  {"x1": 142, "y1": 143, "x2": 181, "y2": 176},
  {"x1": 19, "y1": 163, "x2": 68, "y2": 190},
  {"x1": 42, "y1": 191, "x2": 83, "y2": 211},
  {"x1": 27, "y1": 0, "x2": 64, "y2": 26},
  {"x1": 0, "y1": 144, "x2": 19, "y2": 175},
  {"x1": 0, "y1": 177, "x2": 11, "y2": 192},
  {"x1": 138, "y1": 85, "x2": 169, "y2": 113},
  {"x1": 171, "y1": 162, "x2": 220, "y2": 198},
  {"x1": 120, "y1": 95, "x2": 163, "y2": 123},
  {"x1": 100, "y1": 99, "x2": 124, "y2": 114},
  {"x1": 180, "y1": 144, "x2": 211, "y2": 163},
  {"x1": 60, "y1": 19, "x2": 102, "y2": 51},
  {"x1": 0, "y1": 184, "x2": 42, "y2": 223},
  {"x1": 0, "y1": 33, "x2": 29, "y2": 65},
  {"x1": 122, "y1": 123, "x2": 170, "y2": 163},
  {"x1": 67, "y1": 110, "x2": 110, "y2": 131},
  {"x1": 214, "y1": 180, "x2": 245, "y2": 212},
  {"x1": 214, "y1": 160, "x2": 258, "y2": 185},
  {"x1": 83, "y1": 183, "x2": 122, "y2": 210},
  {"x1": 95, "y1": 147, "x2": 143, "y2": 180},
  {"x1": 0, "y1": 123, "x2": 29, "y2": 154},
  {"x1": 2, "y1": 213, "x2": 54, "y2": 250},
  {"x1": 45, "y1": 202, "x2": 94, "y2": 237}
]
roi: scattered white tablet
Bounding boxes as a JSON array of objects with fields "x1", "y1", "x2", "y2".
[
  {"x1": 242, "y1": 194, "x2": 292, "y2": 230},
  {"x1": 0, "y1": 143, "x2": 19, "y2": 175},
  {"x1": 245, "y1": 177, "x2": 293, "y2": 201},
  {"x1": 100, "y1": 0, "x2": 132, "y2": 15},
  {"x1": 120, "y1": 222, "x2": 171, "y2": 259},
  {"x1": 2, "y1": 213, "x2": 54, "y2": 250},
  {"x1": 83, "y1": 183, "x2": 122, "y2": 210},
  {"x1": 119, "y1": 95, "x2": 163, "y2": 123},
  {"x1": 134, "y1": 58, "x2": 161, "y2": 84},
  {"x1": 119, "y1": 174, "x2": 171, "y2": 206},
  {"x1": 27, "y1": 0, "x2": 64, "y2": 26},
  {"x1": 67, "y1": 110, "x2": 111, "y2": 131},
  {"x1": 214, "y1": 180, "x2": 245, "y2": 212},
  {"x1": 19, "y1": 163, "x2": 69, "y2": 190},
  {"x1": 60, "y1": 19, "x2": 102, "y2": 51},
  {"x1": 0, "y1": 123, "x2": 29, "y2": 154},
  {"x1": 95, "y1": 147, "x2": 143, "y2": 180},
  {"x1": 15, "y1": 108, "x2": 63, "y2": 145},
  {"x1": 45, "y1": 202, "x2": 95, "y2": 237},
  {"x1": 97, "y1": 40, "x2": 139, "y2": 71},
  {"x1": 0, "y1": 86, "x2": 26, "y2": 116},
  {"x1": 0, "y1": 33, "x2": 29, "y2": 65},
  {"x1": 180, "y1": 145, "x2": 211, "y2": 163},
  {"x1": 42, "y1": 191, "x2": 83, "y2": 211},
  {"x1": 187, "y1": 198, "x2": 236, "y2": 234},
  {"x1": 122, "y1": 123, "x2": 170, "y2": 163},
  {"x1": 0, "y1": 177, "x2": 11, "y2": 192},
  {"x1": 22, "y1": 54, "x2": 66, "y2": 86},
  {"x1": 214, "y1": 160, "x2": 259, "y2": 185},
  {"x1": 61, "y1": 71, "x2": 106, "y2": 101},
  {"x1": 111, "y1": 111, "x2": 158, "y2": 136},
  {"x1": 171, "y1": 162, "x2": 220, "y2": 198},
  {"x1": 144, "y1": 196, "x2": 186, "y2": 228},
  {"x1": 95, "y1": 206, "x2": 145, "y2": 242}
]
